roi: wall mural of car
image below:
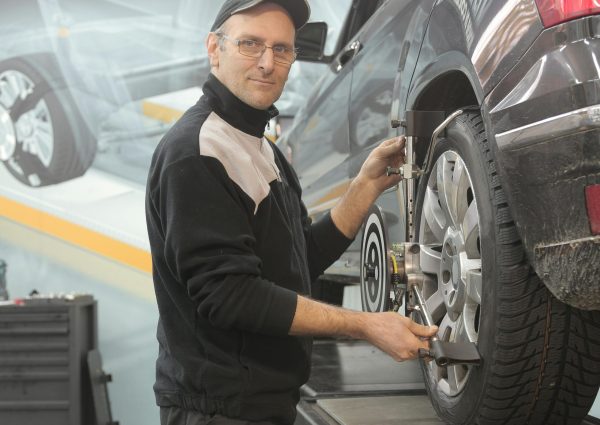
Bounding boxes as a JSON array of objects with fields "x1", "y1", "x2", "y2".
[
  {"x1": 0, "y1": 0, "x2": 346, "y2": 187},
  {"x1": 0, "y1": 0, "x2": 211, "y2": 186},
  {"x1": 282, "y1": 0, "x2": 600, "y2": 423}
]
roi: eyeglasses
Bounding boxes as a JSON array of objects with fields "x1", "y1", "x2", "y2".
[{"x1": 217, "y1": 33, "x2": 297, "y2": 65}]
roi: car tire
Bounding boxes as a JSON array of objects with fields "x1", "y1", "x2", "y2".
[
  {"x1": 414, "y1": 111, "x2": 600, "y2": 424},
  {"x1": 0, "y1": 55, "x2": 96, "y2": 187}
]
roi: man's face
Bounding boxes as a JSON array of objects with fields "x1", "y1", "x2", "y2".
[{"x1": 207, "y1": 3, "x2": 295, "y2": 110}]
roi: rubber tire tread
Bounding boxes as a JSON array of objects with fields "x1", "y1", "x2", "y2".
[{"x1": 420, "y1": 112, "x2": 600, "y2": 425}]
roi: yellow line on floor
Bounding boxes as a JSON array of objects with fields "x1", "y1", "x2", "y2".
[
  {"x1": 0, "y1": 218, "x2": 155, "y2": 302},
  {"x1": 142, "y1": 100, "x2": 184, "y2": 124},
  {"x1": 0, "y1": 195, "x2": 152, "y2": 274}
]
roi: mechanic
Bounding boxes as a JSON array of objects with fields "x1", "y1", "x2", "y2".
[{"x1": 145, "y1": 1, "x2": 438, "y2": 424}]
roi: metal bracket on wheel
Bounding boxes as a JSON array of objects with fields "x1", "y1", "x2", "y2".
[
  {"x1": 422, "y1": 109, "x2": 463, "y2": 175},
  {"x1": 387, "y1": 110, "x2": 459, "y2": 240},
  {"x1": 387, "y1": 243, "x2": 423, "y2": 311},
  {"x1": 386, "y1": 110, "x2": 449, "y2": 180},
  {"x1": 419, "y1": 340, "x2": 481, "y2": 367},
  {"x1": 387, "y1": 109, "x2": 467, "y2": 179},
  {"x1": 411, "y1": 283, "x2": 481, "y2": 367}
]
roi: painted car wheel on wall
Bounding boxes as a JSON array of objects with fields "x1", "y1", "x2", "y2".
[
  {"x1": 414, "y1": 111, "x2": 600, "y2": 424},
  {"x1": 360, "y1": 204, "x2": 391, "y2": 312},
  {"x1": 0, "y1": 56, "x2": 96, "y2": 187}
]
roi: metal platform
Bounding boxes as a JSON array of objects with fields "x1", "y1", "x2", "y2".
[
  {"x1": 302, "y1": 339, "x2": 425, "y2": 398},
  {"x1": 297, "y1": 339, "x2": 443, "y2": 425},
  {"x1": 298, "y1": 395, "x2": 443, "y2": 425}
]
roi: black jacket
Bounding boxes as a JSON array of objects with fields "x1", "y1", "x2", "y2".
[{"x1": 145, "y1": 74, "x2": 352, "y2": 424}]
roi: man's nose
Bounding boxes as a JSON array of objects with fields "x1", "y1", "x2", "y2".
[{"x1": 257, "y1": 47, "x2": 275, "y2": 73}]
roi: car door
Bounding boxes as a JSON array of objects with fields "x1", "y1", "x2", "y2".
[
  {"x1": 348, "y1": 0, "x2": 438, "y2": 156},
  {"x1": 286, "y1": 0, "x2": 385, "y2": 218},
  {"x1": 338, "y1": 0, "x2": 437, "y2": 276}
]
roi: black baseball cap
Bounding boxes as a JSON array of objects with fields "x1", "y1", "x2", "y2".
[{"x1": 210, "y1": 0, "x2": 311, "y2": 31}]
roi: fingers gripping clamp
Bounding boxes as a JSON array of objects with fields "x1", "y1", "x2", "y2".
[
  {"x1": 411, "y1": 283, "x2": 481, "y2": 367},
  {"x1": 419, "y1": 340, "x2": 482, "y2": 367},
  {"x1": 385, "y1": 135, "x2": 420, "y2": 179}
]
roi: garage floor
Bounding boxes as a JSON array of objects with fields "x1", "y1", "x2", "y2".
[
  {"x1": 297, "y1": 339, "x2": 444, "y2": 424},
  {"x1": 317, "y1": 396, "x2": 443, "y2": 425}
]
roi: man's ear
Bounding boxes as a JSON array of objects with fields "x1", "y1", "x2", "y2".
[{"x1": 206, "y1": 33, "x2": 220, "y2": 69}]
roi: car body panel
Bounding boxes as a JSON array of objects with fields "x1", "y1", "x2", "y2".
[
  {"x1": 407, "y1": 0, "x2": 543, "y2": 111},
  {"x1": 485, "y1": 16, "x2": 600, "y2": 308},
  {"x1": 286, "y1": 55, "x2": 354, "y2": 217},
  {"x1": 349, "y1": 0, "x2": 434, "y2": 159}
]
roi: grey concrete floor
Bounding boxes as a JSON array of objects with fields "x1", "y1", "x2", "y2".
[{"x1": 318, "y1": 395, "x2": 443, "y2": 425}]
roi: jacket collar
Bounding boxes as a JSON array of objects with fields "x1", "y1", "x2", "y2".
[{"x1": 202, "y1": 73, "x2": 279, "y2": 138}]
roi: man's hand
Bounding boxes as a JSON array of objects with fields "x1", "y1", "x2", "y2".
[
  {"x1": 331, "y1": 136, "x2": 406, "y2": 239},
  {"x1": 356, "y1": 136, "x2": 406, "y2": 195},
  {"x1": 290, "y1": 296, "x2": 438, "y2": 362},
  {"x1": 359, "y1": 312, "x2": 437, "y2": 362}
]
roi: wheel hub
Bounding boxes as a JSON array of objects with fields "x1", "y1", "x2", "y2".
[
  {"x1": 441, "y1": 228, "x2": 466, "y2": 321},
  {"x1": 0, "y1": 103, "x2": 16, "y2": 161},
  {"x1": 16, "y1": 114, "x2": 34, "y2": 139},
  {"x1": 365, "y1": 246, "x2": 381, "y2": 298}
]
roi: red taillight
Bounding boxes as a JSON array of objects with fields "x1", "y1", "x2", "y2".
[
  {"x1": 535, "y1": 0, "x2": 600, "y2": 27},
  {"x1": 586, "y1": 184, "x2": 600, "y2": 235}
]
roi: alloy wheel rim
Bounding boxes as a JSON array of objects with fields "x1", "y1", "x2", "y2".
[
  {"x1": 418, "y1": 150, "x2": 482, "y2": 397},
  {"x1": 0, "y1": 70, "x2": 54, "y2": 167}
]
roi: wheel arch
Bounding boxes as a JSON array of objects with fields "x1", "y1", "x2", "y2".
[
  {"x1": 5, "y1": 52, "x2": 65, "y2": 85},
  {"x1": 411, "y1": 70, "x2": 480, "y2": 112},
  {"x1": 406, "y1": 66, "x2": 482, "y2": 170}
]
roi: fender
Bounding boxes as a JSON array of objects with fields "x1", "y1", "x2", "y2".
[
  {"x1": 402, "y1": 0, "x2": 543, "y2": 116},
  {"x1": 406, "y1": 51, "x2": 483, "y2": 112}
]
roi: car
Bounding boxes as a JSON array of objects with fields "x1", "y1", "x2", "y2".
[
  {"x1": 281, "y1": 0, "x2": 600, "y2": 423},
  {"x1": 0, "y1": 0, "x2": 346, "y2": 187}
]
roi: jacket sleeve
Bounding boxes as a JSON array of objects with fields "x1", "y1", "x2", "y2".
[
  {"x1": 157, "y1": 155, "x2": 297, "y2": 335},
  {"x1": 303, "y1": 208, "x2": 354, "y2": 283},
  {"x1": 270, "y1": 144, "x2": 354, "y2": 281}
]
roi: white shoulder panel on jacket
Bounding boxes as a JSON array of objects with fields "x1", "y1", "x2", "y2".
[{"x1": 199, "y1": 112, "x2": 281, "y2": 214}]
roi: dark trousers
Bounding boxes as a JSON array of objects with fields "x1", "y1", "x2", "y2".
[{"x1": 160, "y1": 407, "x2": 278, "y2": 425}]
